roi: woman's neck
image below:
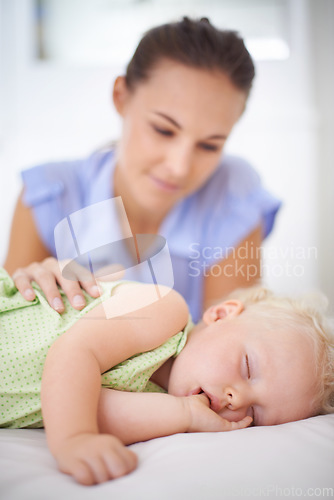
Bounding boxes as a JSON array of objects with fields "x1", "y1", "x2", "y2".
[
  {"x1": 124, "y1": 204, "x2": 162, "y2": 236},
  {"x1": 113, "y1": 165, "x2": 167, "y2": 235}
]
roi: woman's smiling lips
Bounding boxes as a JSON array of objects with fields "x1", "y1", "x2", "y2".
[{"x1": 149, "y1": 174, "x2": 181, "y2": 193}]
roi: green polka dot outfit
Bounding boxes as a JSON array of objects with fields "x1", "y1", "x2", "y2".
[{"x1": 0, "y1": 269, "x2": 192, "y2": 428}]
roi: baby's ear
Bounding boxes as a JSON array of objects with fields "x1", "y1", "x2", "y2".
[{"x1": 202, "y1": 300, "x2": 244, "y2": 324}]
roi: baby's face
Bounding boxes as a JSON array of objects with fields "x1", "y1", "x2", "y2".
[{"x1": 168, "y1": 314, "x2": 318, "y2": 426}]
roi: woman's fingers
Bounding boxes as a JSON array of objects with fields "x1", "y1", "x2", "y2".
[
  {"x1": 12, "y1": 269, "x2": 36, "y2": 301},
  {"x1": 11, "y1": 258, "x2": 102, "y2": 312},
  {"x1": 13, "y1": 263, "x2": 65, "y2": 310},
  {"x1": 56, "y1": 260, "x2": 100, "y2": 310},
  {"x1": 12, "y1": 261, "x2": 64, "y2": 310},
  {"x1": 26, "y1": 260, "x2": 67, "y2": 312},
  {"x1": 59, "y1": 259, "x2": 101, "y2": 302}
]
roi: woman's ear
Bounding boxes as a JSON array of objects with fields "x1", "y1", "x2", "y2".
[
  {"x1": 202, "y1": 300, "x2": 244, "y2": 325},
  {"x1": 112, "y1": 76, "x2": 130, "y2": 116}
]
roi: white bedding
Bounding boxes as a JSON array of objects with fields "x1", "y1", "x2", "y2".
[{"x1": 1, "y1": 415, "x2": 333, "y2": 500}]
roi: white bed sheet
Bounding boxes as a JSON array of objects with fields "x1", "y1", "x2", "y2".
[{"x1": 1, "y1": 415, "x2": 333, "y2": 500}]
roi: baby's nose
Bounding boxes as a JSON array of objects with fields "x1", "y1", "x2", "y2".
[{"x1": 224, "y1": 386, "x2": 249, "y2": 410}]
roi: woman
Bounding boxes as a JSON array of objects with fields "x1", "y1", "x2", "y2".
[{"x1": 4, "y1": 17, "x2": 280, "y2": 322}]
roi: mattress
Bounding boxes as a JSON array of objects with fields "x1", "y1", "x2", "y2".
[{"x1": 1, "y1": 414, "x2": 333, "y2": 499}]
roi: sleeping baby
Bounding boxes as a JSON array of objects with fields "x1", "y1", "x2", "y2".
[{"x1": 0, "y1": 268, "x2": 333, "y2": 485}]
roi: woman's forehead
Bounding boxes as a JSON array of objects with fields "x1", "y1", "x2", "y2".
[{"x1": 133, "y1": 59, "x2": 245, "y2": 104}]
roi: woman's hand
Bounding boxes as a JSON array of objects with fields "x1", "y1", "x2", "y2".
[
  {"x1": 54, "y1": 433, "x2": 138, "y2": 486},
  {"x1": 185, "y1": 394, "x2": 253, "y2": 432},
  {"x1": 12, "y1": 257, "x2": 101, "y2": 312}
]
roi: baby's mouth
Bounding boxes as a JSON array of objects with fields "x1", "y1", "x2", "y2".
[
  {"x1": 198, "y1": 389, "x2": 221, "y2": 413},
  {"x1": 189, "y1": 387, "x2": 218, "y2": 412},
  {"x1": 198, "y1": 389, "x2": 220, "y2": 413},
  {"x1": 198, "y1": 389, "x2": 209, "y2": 402}
]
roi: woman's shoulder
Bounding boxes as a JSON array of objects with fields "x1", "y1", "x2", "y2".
[
  {"x1": 19, "y1": 149, "x2": 115, "y2": 255},
  {"x1": 21, "y1": 150, "x2": 113, "y2": 189},
  {"x1": 21, "y1": 149, "x2": 113, "y2": 203}
]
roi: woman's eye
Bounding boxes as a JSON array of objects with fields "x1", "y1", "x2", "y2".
[
  {"x1": 245, "y1": 355, "x2": 251, "y2": 379},
  {"x1": 153, "y1": 125, "x2": 174, "y2": 137},
  {"x1": 199, "y1": 143, "x2": 219, "y2": 152}
]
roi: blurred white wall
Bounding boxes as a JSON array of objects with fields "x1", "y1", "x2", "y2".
[{"x1": 0, "y1": 0, "x2": 333, "y2": 306}]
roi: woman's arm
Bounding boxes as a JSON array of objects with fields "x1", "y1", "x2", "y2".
[
  {"x1": 4, "y1": 192, "x2": 99, "y2": 310},
  {"x1": 41, "y1": 283, "x2": 189, "y2": 484},
  {"x1": 203, "y1": 225, "x2": 262, "y2": 311},
  {"x1": 4, "y1": 193, "x2": 51, "y2": 273}
]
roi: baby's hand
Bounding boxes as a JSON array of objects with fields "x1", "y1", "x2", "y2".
[
  {"x1": 184, "y1": 394, "x2": 252, "y2": 433},
  {"x1": 54, "y1": 433, "x2": 137, "y2": 485}
]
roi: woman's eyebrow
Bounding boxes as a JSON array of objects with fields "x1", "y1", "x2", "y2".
[
  {"x1": 153, "y1": 111, "x2": 181, "y2": 129},
  {"x1": 152, "y1": 111, "x2": 227, "y2": 140}
]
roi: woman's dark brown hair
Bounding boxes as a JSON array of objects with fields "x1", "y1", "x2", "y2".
[{"x1": 125, "y1": 17, "x2": 255, "y2": 95}]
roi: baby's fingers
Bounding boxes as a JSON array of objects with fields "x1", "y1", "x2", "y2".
[
  {"x1": 87, "y1": 447, "x2": 137, "y2": 484},
  {"x1": 226, "y1": 416, "x2": 253, "y2": 431},
  {"x1": 63, "y1": 448, "x2": 137, "y2": 486},
  {"x1": 103, "y1": 447, "x2": 138, "y2": 480},
  {"x1": 58, "y1": 456, "x2": 97, "y2": 486},
  {"x1": 69, "y1": 460, "x2": 96, "y2": 486}
]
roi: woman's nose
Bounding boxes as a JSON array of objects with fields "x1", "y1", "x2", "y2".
[{"x1": 166, "y1": 142, "x2": 193, "y2": 179}]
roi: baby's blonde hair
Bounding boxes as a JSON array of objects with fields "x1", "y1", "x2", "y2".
[{"x1": 226, "y1": 286, "x2": 334, "y2": 415}]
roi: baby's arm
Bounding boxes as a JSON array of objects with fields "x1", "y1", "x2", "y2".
[
  {"x1": 97, "y1": 388, "x2": 252, "y2": 443},
  {"x1": 41, "y1": 283, "x2": 189, "y2": 486}
]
